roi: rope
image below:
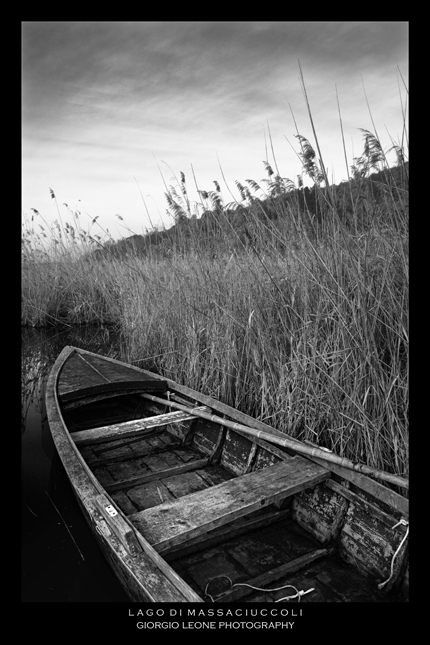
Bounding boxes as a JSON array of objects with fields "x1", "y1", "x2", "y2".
[
  {"x1": 378, "y1": 518, "x2": 409, "y2": 590},
  {"x1": 204, "y1": 575, "x2": 315, "y2": 602}
]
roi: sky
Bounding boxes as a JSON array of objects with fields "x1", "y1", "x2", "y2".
[{"x1": 22, "y1": 21, "x2": 408, "y2": 241}]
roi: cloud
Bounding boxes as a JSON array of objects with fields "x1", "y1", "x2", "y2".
[{"x1": 22, "y1": 21, "x2": 408, "y2": 235}]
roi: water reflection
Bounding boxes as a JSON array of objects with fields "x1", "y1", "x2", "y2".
[{"x1": 21, "y1": 325, "x2": 129, "y2": 602}]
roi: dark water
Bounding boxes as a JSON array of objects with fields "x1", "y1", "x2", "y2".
[{"x1": 21, "y1": 325, "x2": 130, "y2": 603}]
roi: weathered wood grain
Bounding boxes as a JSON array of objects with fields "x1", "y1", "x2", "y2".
[
  {"x1": 309, "y1": 456, "x2": 409, "y2": 517},
  {"x1": 104, "y1": 458, "x2": 210, "y2": 493},
  {"x1": 94, "y1": 493, "x2": 142, "y2": 556},
  {"x1": 209, "y1": 548, "x2": 335, "y2": 602},
  {"x1": 162, "y1": 470, "x2": 210, "y2": 498},
  {"x1": 58, "y1": 350, "x2": 168, "y2": 402},
  {"x1": 163, "y1": 508, "x2": 291, "y2": 561},
  {"x1": 191, "y1": 419, "x2": 226, "y2": 458},
  {"x1": 338, "y1": 497, "x2": 409, "y2": 584},
  {"x1": 71, "y1": 407, "x2": 208, "y2": 446},
  {"x1": 129, "y1": 458, "x2": 329, "y2": 553},
  {"x1": 220, "y1": 429, "x2": 256, "y2": 476},
  {"x1": 127, "y1": 480, "x2": 175, "y2": 510},
  {"x1": 46, "y1": 347, "x2": 203, "y2": 602},
  {"x1": 292, "y1": 482, "x2": 349, "y2": 545}
]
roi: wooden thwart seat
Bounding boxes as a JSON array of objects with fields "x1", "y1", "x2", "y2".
[
  {"x1": 129, "y1": 457, "x2": 330, "y2": 554},
  {"x1": 71, "y1": 406, "x2": 209, "y2": 446}
]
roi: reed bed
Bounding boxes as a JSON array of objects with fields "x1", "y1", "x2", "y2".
[{"x1": 21, "y1": 126, "x2": 408, "y2": 482}]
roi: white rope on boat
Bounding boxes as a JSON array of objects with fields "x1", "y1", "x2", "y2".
[
  {"x1": 378, "y1": 518, "x2": 409, "y2": 590},
  {"x1": 204, "y1": 575, "x2": 315, "y2": 602}
]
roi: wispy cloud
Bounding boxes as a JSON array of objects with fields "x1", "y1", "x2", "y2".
[{"x1": 22, "y1": 21, "x2": 408, "y2": 236}]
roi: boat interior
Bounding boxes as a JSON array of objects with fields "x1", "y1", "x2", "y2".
[{"x1": 62, "y1": 388, "x2": 409, "y2": 603}]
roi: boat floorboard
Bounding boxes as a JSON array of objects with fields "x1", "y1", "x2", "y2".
[
  {"x1": 171, "y1": 517, "x2": 392, "y2": 603},
  {"x1": 77, "y1": 426, "x2": 236, "y2": 516},
  {"x1": 75, "y1": 421, "x2": 396, "y2": 603}
]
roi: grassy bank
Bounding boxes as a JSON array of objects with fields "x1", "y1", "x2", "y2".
[{"x1": 21, "y1": 132, "x2": 408, "y2": 481}]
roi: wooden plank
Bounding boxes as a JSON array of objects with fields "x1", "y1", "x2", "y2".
[
  {"x1": 94, "y1": 493, "x2": 143, "y2": 556},
  {"x1": 129, "y1": 457, "x2": 329, "y2": 553},
  {"x1": 164, "y1": 508, "x2": 291, "y2": 561},
  {"x1": 325, "y1": 479, "x2": 401, "y2": 526},
  {"x1": 313, "y1": 458, "x2": 409, "y2": 517},
  {"x1": 191, "y1": 419, "x2": 225, "y2": 458},
  {"x1": 162, "y1": 471, "x2": 209, "y2": 498},
  {"x1": 338, "y1": 495, "x2": 409, "y2": 584},
  {"x1": 58, "y1": 349, "x2": 168, "y2": 402},
  {"x1": 92, "y1": 444, "x2": 135, "y2": 463},
  {"x1": 62, "y1": 390, "x2": 149, "y2": 410},
  {"x1": 195, "y1": 465, "x2": 234, "y2": 487},
  {"x1": 292, "y1": 482, "x2": 349, "y2": 545},
  {"x1": 105, "y1": 458, "x2": 210, "y2": 493},
  {"x1": 252, "y1": 441, "x2": 288, "y2": 467},
  {"x1": 98, "y1": 428, "x2": 175, "y2": 450},
  {"x1": 127, "y1": 480, "x2": 175, "y2": 510},
  {"x1": 110, "y1": 490, "x2": 139, "y2": 515},
  {"x1": 102, "y1": 457, "x2": 151, "y2": 483},
  {"x1": 81, "y1": 435, "x2": 182, "y2": 468},
  {"x1": 244, "y1": 442, "x2": 258, "y2": 473},
  {"x1": 71, "y1": 407, "x2": 209, "y2": 446},
  {"x1": 208, "y1": 548, "x2": 335, "y2": 602},
  {"x1": 140, "y1": 452, "x2": 178, "y2": 473},
  {"x1": 220, "y1": 429, "x2": 256, "y2": 476}
]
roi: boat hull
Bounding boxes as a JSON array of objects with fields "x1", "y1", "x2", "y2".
[{"x1": 46, "y1": 346, "x2": 409, "y2": 602}]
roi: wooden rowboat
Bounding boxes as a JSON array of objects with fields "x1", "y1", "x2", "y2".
[{"x1": 46, "y1": 346, "x2": 409, "y2": 602}]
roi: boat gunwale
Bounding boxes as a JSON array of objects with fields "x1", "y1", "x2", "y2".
[{"x1": 45, "y1": 345, "x2": 204, "y2": 602}]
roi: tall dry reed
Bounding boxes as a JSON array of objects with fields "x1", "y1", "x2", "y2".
[{"x1": 21, "y1": 115, "x2": 408, "y2": 480}]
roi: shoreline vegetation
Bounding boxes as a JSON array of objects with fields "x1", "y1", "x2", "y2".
[{"x1": 22, "y1": 121, "x2": 409, "y2": 486}]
